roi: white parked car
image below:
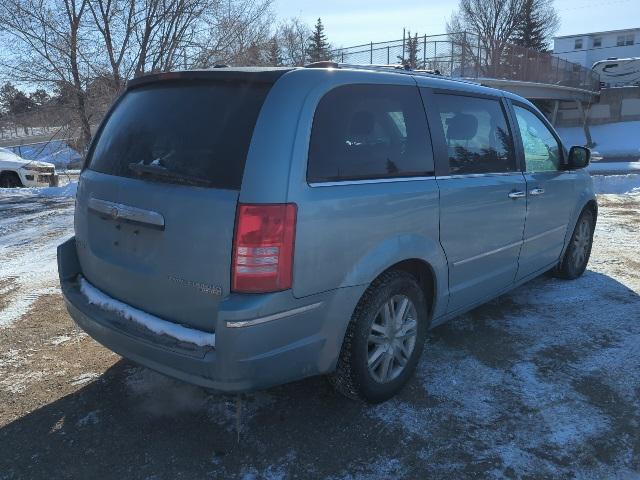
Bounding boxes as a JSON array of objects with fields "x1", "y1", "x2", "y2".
[{"x1": 0, "y1": 147, "x2": 58, "y2": 188}]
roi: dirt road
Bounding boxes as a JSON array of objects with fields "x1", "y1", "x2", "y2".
[{"x1": 1, "y1": 182, "x2": 639, "y2": 479}]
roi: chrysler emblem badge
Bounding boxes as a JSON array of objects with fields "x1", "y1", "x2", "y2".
[{"x1": 110, "y1": 207, "x2": 119, "y2": 219}]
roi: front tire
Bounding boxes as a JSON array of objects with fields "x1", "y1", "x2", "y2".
[
  {"x1": 329, "y1": 270, "x2": 429, "y2": 403},
  {"x1": 554, "y1": 209, "x2": 595, "y2": 279}
]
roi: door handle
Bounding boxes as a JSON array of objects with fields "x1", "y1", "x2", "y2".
[
  {"x1": 530, "y1": 188, "x2": 545, "y2": 196},
  {"x1": 508, "y1": 190, "x2": 526, "y2": 199},
  {"x1": 89, "y1": 197, "x2": 165, "y2": 230}
]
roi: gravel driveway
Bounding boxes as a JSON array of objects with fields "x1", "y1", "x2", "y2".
[{"x1": 0, "y1": 181, "x2": 639, "y2": 479}]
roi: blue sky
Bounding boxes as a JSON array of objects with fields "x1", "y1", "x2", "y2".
[{"x1": 276, "y1": 0, "x2": 639, "y2": 48}]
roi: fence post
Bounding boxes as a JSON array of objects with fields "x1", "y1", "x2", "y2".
[
  {"x1": 387, "y1": 46, "x2": 390, "y2": 64},
  {"x1": 341, "y1": 51, "x2": 344, "y2": 63},
  {"x1": 450, "y1": 40, "x2": 454, "y2": 76},
  {"x1": 460, "y1": 32, "x2": 467, "y2": 76},
  {"x1": 423, "y1": 34, "x2": 427, "y2": 68},
  {"x1": 476, "y1": 35, "x2": 481, "y2": 78},
  {"x1": 434, "y1": 41, "x2": 437, "y2": 71},
  {"x1": 370, "y1": 42, "x2": 373, "y2": 64}
]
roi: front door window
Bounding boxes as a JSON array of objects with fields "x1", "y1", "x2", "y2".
[{"x1": 514, "y1": 106, "x2": 562, "y2": 172}]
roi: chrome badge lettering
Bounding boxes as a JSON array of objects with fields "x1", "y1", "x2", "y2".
[{"x1": 167, "y1": 275, "x2": 222, "y2": 296}]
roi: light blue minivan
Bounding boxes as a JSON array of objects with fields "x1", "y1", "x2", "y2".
[{"x1": 58, "y1": 65, "x2": 596, "y2": 402}]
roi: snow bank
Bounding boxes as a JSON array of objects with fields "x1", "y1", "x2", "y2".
[
  {"x1": 79, "y1": 277, "x2": 216, "y2": 347},
  {"x1": 2, "y1": 181, "x2": 77, "y2": 198},
  {"x1": 591, "y1": 173, "x2": 640, "y2": 194},
  {"x1": 39, "y1": 181, "x2": 78, "y2": 197},
  {"x1": 588, "y1": 161, "x2": 640, "y2": 173},
  {"x1": 557, "y1": 121, "x2": 640, "y2": 159}
]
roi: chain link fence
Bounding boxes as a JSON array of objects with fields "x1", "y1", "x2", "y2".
[{"x1": 332, "y1": 32, "x2": 600, "y2": 92}]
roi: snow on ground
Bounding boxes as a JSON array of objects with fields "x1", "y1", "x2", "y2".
[
  {"x1": 2, "y1": 181, "x2": 78, "y2": 199},
  {"x1": 557, "y1": 121, "x2": 640, "y2": 160},
  {"x1": 588, "y1": 162, "x2": 640, "y2": 174},
  {"x1": 0, "y1": 173, "x2": 639, "y2": 478},
  {"x1": 0, "y1": 182, "x2": 76, "y2": 327},
  {"x1": 592, "y1": 173, "x2": 640, "y2": 194}
]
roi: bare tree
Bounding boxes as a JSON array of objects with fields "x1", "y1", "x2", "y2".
[
  {"x1": 87, "y1": 0, "x2": 137, "y2": 89},
  {"x1": 278, "y1": 17, "x2": 311, "y2": 66},
  {"x1": 192, "y1": 0, "x2": 273, "y2": 67},
  {"x1": 447, "y1": 0, "x2": 528, "y2": 73},
  {"x1": 0, "y1": 0, "x2": 93, "y2": 146},
  {"x1": 0, "y1": 0, "x2": 275, "y2": 148}
]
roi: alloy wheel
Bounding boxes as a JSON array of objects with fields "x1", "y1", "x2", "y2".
[
  {"x1": 367, "y1": 294, "x2": 418, "y2": 383},
  {"x1": 572, "y1": 217, "x2": 591, "y2": 269}
]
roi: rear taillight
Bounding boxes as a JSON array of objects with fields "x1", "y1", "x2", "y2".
[{"x1": 232, "y1": 203, "x2": 297, "y2": 293}]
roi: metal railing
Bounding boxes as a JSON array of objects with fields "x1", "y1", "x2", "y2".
[{"x1": 332, "y1": 32, "x2": 600, "y2": 92}]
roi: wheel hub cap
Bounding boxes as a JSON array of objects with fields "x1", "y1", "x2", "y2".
[{"x1": 367, "y1": 294, "x2": 418, "y2": 383}]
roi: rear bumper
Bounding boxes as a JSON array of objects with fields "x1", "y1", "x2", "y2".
[{"x1": 57, "y1": 237, "x2": 364, "y2": 392}]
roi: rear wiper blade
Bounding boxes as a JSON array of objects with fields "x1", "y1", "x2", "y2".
[{"x1": 127, "y1": 162, "x2": 211, "y2": 187}]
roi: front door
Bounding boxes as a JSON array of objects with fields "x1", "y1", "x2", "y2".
[
  {"x1": 511, "y1": 104, "x2": 577, "y2": 280},
  {"x1": 425, "y1": 91, "x2": 527, "y2": 313}
]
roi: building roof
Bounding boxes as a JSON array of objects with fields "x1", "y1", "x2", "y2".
[{"x1": 554, "y1": 27, "x2": 640, "y2": 40}]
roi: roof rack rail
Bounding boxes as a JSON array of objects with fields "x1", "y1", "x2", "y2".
[
  {"x1": 305, "y1": 61, "x2": 444, "y2": 77},
  {"x1": 338, "y1": 63, "x2": 445, "y2": 78},
  {"x1": 301, "y1": 62, "x2": 485, "y2": 87},
  {"x1": 305, "y1": 61, "x2": 340, "y2": 68}
]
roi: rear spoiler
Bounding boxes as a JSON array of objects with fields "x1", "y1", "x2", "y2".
[{"x1": 126, "y1": 68, "x2": 293, "y2": 90}]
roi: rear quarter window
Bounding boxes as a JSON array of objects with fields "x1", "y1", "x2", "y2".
[
  {"x1": 307, "y1": 84, "x2": 434, "y2": 182},
  {"x1": 88, "y1": 80, "x2": 272, "y2": 189}
]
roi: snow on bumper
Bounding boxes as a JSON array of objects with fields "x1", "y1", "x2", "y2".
[{"x1": 78, "y1": 276, "x2": 216, "y2": 348}]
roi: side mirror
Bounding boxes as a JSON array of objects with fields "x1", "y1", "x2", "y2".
[{"x1": 568, "y1": 146, "x2": 591, "y2": 169}]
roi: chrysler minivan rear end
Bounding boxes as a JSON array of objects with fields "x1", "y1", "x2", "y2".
[{"x1": 58, "y1": 68, "x2": 365, "y2": 392}]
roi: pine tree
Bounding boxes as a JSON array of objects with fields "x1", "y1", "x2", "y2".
[
  {"x1": 398, "y1": 31, "x2": 420, "y2": 68},
  {"x1": 306, "y1": 18, "x2": 331, "y2": 63},
  {"x1": 0, "y1": 82, "x2": 33, "y2": 115},
  {"x1": 243, "y1": 42, "x2": 263, "y2": 66},
  {"x1": 512, "y1": 0, "x2": 559, "y2": 52},
  {"x1": 267, "y1": 36, "x2": 283, "y2": 66}
]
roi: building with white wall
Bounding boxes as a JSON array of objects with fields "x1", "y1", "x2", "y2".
[{"x1": 553, "y1": 28, "x2": 640, "y2": 68}]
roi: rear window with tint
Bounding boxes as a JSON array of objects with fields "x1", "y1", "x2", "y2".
[
  {"x1": 307, "y1": 84, "x2": 434, "y2": 182},
  {"x1": 88, "y1": 80, "x2": 272, "y2": 189}
]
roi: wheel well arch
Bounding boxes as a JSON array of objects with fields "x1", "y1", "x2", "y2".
[
  {"x1": 584, "y1": 199, "x2": 598, "y2": 222},
  {"x1": 377, "y1": 258, "x2": 437, "y2": 320},
  {"x1": 0, "y1": 170, "x2": 21, "y2": 180}
]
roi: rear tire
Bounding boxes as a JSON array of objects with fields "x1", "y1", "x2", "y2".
[
  {"x1": 0, "y1": 171, "x2": 23, "y2": 188},
  {"x1": 329, "y1": 270, "x2": 429, "y2": 403},
  {"x1": 553, "y1": 209, "x2": 594, "y2": 280}
]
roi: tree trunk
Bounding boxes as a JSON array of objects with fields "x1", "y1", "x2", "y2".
[{"x1": 69, "y1": 16, "x2": 92, "y2": 149}]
